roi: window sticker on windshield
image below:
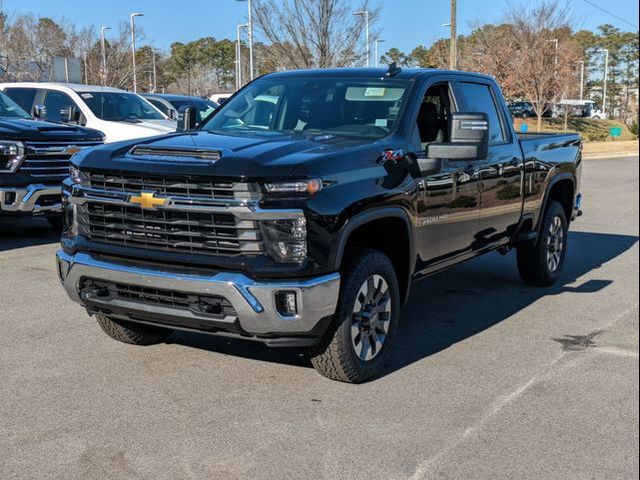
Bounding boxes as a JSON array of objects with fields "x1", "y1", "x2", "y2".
[
  {"x1": 375, "y1": 119, "x2": 388, "y2": 127},
  {"x1": 81, "y1": 93, "x2": 93, "y2": 99},
  {"x1": 364, "y1": 87, "x2": 386, "y2": 97}
]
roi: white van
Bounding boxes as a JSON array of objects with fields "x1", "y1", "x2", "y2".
[
  {"x1": 0, "y1": 83, "x2": 177, "y2": 143},
  {"x1": 558, "y1": 99, "x2": 606, "y2": 120}
]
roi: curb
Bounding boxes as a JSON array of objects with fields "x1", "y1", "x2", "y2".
[{"x1": 583, "y1": 152, "x2": 638, "y2": 160}]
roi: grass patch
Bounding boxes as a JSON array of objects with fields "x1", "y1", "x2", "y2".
[{"x1": 512, "y1": 118, "x2": 635, "y2": 142}]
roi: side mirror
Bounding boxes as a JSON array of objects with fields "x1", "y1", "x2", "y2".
[
  {"x1": 427, "y1": 112, "x2": 489, "y2": 161},
  {"x1": 167, "y1": 109, "x2": 178, "y2": 120},
  {"x1": 60, "y1": 106, "x2": 78, "y2": 124},
  {"x1": 218, "y1": 97, "x2": 228, "y2": 105},
  {"x1": 176, "y1": 106, "x2": 197, "y2": 132},
  {"x1": 33, "y1": 104, "x2": 47, "y2": 121}
]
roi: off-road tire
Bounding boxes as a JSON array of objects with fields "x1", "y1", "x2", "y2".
[
  {"x1": 517, "y1": 200, "x2": 568, "y2": 286},
  {"x1": 95, "y1": 314, "x2": 172, "y2": 345},
  {"x1": 309, "y1": 249, "x2": 400, "y2": 383}
]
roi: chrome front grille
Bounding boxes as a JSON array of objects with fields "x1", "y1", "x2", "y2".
[
  {"x1": 21, "y1": 141, "x2": 102, "y2": 180},
  {"x1": 77, "y1": 171, "x2": 263, "y2": 258}
]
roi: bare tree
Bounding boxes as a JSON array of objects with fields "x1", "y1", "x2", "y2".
[
  {"x1": 503, "y1": 1, "x2": 581, "y2": 130},
  {"x1": 252, "y1": 0, "x2": 379, "y2": 69}
]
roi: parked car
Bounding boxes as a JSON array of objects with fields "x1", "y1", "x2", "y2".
[
  {"x1": 140, "y1": 93, "x2": 218, "y2": 123},
  {"x1": 0, "y1": 90, "x2": 103, "y2": 227},
  {"x1": 508, "y1": 101, "x2": 536, "y2": 118},
  {"x1": 57, "y1": 67, "x2": 583, "y2": 383},
  {"x1": 557, "y1": 100, "x2": 606, "y2": 119},
  {"x1": 0, "y1": 83, "x2": 176, "y2": 143}
]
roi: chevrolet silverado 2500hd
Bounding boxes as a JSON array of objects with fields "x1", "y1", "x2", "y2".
[
  {"x1": 57, "y1": 67, "x2": 582, "y2": 383},
  {"x1": 0, "y1": 91, "x2": 103, "y2": 225}
]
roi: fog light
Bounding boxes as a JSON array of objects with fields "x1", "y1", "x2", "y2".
[{"x1": 275, "y1": 291, "x2": 298, "y2": 317}]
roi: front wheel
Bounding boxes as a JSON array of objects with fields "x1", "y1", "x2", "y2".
[
  {"x1": 517, "y1": 200, "x2": 568, "y2": 286},
  {"x1": 95, "y1": 314, "x2": 173, "y2": 345},
  {"x1": 309, "y1": 249, "x2": 400, "y2": 383}
]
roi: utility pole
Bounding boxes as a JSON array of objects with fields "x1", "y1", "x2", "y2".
[
  {"x1": 375, "y1": 39, "x2": 385, "y2": 67},
  {"x1": 130, "y1": 12, "x2": 144, "y2": 93},
  {"x1": 449, "y1": 0, "x2": 457, "y2": 70},
  {"x1": 354, "y1": 10, "x2": 370, "y2": 67},
  {"x1": 100, "y1": 27, "x2": 111, "y2": 86}
]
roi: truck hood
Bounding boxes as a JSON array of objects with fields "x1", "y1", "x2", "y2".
[
  {"x1": 0, "y1": 117, "x2": 104, "y2": 142},
  {"x1": 78, "y1": 130, "x2": 386, "y2": 178}
]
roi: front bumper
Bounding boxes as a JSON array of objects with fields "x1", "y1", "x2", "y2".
[
  {"x1": 0, "y1": 184, "x2": 62, "y2": 214},
  {"x1": 56, "y1": 251, "x2": 340, "y2": 347}
]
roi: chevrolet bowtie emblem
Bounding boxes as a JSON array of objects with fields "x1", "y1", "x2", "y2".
[
  {"x1": 63, "y1": 146, "x2": 84, "y2": 156},
  {"x1": 129, "y1": 192, "x2": 167, "y2": 210}
]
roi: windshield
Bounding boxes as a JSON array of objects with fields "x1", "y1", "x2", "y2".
[
  {"x1": 170, "y1": 98, "x2": 218, "y2": 123},
  {"x1": 203, "y1": 77, "x2": 411, "y2": 139},
  {"x1": 0, "y1": 91, "x2": 31, "y2": 119},
  {"x1": 80, "y1": 91, "x2": 165, "y2": 122}
]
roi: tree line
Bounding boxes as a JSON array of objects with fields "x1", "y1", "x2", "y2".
[{"x1": 0, "y1": 0, "x2": 637, "y2": 125}]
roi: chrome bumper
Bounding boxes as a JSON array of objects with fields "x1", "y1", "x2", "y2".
[
  {"x1": 0, "y1": 184, "x2": 62, "y2": 214},
  {"x1": 56, "y1": 251, "x2": 340, "y2": 338}
]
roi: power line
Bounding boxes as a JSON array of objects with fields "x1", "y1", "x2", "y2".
[{"x1": 582, "y1": 0, "x2": 639, "y2": 30}]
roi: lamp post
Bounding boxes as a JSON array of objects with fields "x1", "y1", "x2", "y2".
[
  {"x1": 130, "y1": 12, "x2": 144, "y2": 93},
  {"x1": 602, "y1": 49, "x2": 609, "y2": 115},
  {"x1": 82, "y1": 51, "x2": 88, "y2": 85},
  {"x1": 576, "y1": 60, "x2": 584, "y2": 100},
  {"x1": 354, "y1": 10, "x2": 370, "y2": 67},
  {"x1": 152, "y1": 49, "x2": 159, "y2": 93},
  {"x1": 375, "y1": 39, "x2": 385, "y2": 67},
  {"x1": 236, "y1": 0, "x2": 254, "y2": 80},
  {"x1": 449, "y1": 0, "x2": 457, "y2": 70},
  {"x1": 236, "y1": 23, "x2": 248, "y2": 90},
  {"x1": 100, "y1": 26, "x2": 111, "y2": 85}
]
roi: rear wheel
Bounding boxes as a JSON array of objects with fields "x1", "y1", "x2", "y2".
[
  {"x1": 95, "y1": 314, "x2": 173, "y2": 345},
  {"x1": 517, "y1": 200, "x2": 568, "y2": 286},
  {"x1": 309, "y1": 249, "x2": 400, "y2": 383}
]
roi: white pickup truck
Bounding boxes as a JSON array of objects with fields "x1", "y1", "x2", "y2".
[{"x1": 0, "y1": 83, "x2": 177, "y2": 143}]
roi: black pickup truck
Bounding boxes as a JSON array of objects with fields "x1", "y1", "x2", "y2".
[
  {"x1": 57, "y1": 67, "x2": 582, "y2": 382},
  {"x1": 0, "y1": 91, "x2": 103, "y2": 225}
]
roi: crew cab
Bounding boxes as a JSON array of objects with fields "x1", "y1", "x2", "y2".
[
  {"x1": 56, "y1": 67, "x2": 582, "y2": 383},
  {"x1": 0, "y1": 90, "x2": 103, "y2": 224},
  {"x1": 0, "y1": 83, "x2": 176, "y2": 143}
]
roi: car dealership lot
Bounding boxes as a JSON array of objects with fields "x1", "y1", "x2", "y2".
[{"x1": 1, "y1": 156, "x2": 638, "y2": 480}]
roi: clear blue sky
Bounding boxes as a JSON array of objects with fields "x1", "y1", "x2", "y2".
[{"x1": 4, "y1": 0, "x2": 639, "y2": 55}]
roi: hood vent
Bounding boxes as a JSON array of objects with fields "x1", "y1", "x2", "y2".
[{"x1": 129, "y1": 146, "x2": 221, "y2": 163}]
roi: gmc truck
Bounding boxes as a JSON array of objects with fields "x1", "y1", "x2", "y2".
[
  {"x1": 0, "y1": 91, "x2": 103, "y2": 225},
  {"x1": 56, "y1": 67, "x2": 582, "y2": 383}
]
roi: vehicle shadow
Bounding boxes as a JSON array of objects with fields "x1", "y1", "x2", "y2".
[
  {"x1": 0, "y1": 217, "x2": 60, "y2": 252},
  {"x1": 167, "y1": 231, "x2": 638, "y2": 376}
]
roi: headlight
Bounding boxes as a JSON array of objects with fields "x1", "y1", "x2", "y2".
[
  {"x1": 260, "y1": 217, "x2": 307, "y2": 263},
  {"x1": 263, "y1": 179, "x2": 323, "y2": 195},
  {"x1": 0, "y1": 140, "x2": 26, "y2": 173},
  {"x1": 69, "y1": 165, "x2": 89, "y2": 186}
]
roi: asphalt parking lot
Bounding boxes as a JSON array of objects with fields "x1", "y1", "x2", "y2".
[{"x1": 1, "y1": 156, "x2": 638, "y2": 480}]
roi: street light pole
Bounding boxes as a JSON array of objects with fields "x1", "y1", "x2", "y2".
[
  {"x1": 354, "y1": 10, "x2": 370, "y2": 67},
  {"x1": 100, "y1": 26, "x2": 111, "y2": 85},
  {"x1": 375, "y1": 39, "x2": 385, "y2": 67},
  {"x1": 152, "y1": 49, "x2": 158, "y2": 93},
  {"x1": 602, "y1": 48, "x2": 609, "y2": 116},
  {"x1": 576, "y1": 60, "x2": 584, "y2": 100},
  {"x1": 83, "y1": 51, "x2": 88, "y2": 85},
  {"x1": 449, "y1": 0, "x2": 457, "y2": 70},
  {"x1": 236, "y1": 23, "x2": 248, "y2": 89},
  {"x1": 236, "y1": 0, "x2": 254, "y2": 80},
  {"x1": 130, "y1": 12, "x2": 144, "y2": 93}
]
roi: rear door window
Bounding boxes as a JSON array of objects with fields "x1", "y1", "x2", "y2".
[
  {"x1": 4, "y1": 88, "x2": 37, "y2": 113},
  {"x1": 456, "y1": 82, "x2": 507, "y2": 144}
]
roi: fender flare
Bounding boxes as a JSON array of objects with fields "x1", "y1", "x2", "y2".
[
  {"x1": 331, "y1": 206, "x2": 416, "y2": 302},
  {"x1": 536, "y1": 172, "x2": 576, "y2": 233}
]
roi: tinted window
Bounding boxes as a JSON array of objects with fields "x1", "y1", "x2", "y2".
[
  {"x1": 80, "y1": 92, "x2": 165, "y2": 121},
  {"x1": 170, "y1": 99, "x2": 218, "y2": 122},
  {"x1": 0, "y1": 92, "x2": 31, "y2": 118},
  {"x1": 4, "y1": 88, "x2": 37, "y2": 113},
  {"x1": 43, "y1": 91, "x2": 77, "y2": 122},
  {"x1": 457, "y1": 82, "x2": 506, "y2": 144},
  {"x1": 148, "y1": 98, "x2": 170, "y2": 115}
]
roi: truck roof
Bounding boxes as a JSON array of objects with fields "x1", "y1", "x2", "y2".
[
  {"x1": 0, "y1": 82, "x2": 132, "y2": 94},
  {"x1": 262, "y1": 67, "x2": 496, "y2": 82}
]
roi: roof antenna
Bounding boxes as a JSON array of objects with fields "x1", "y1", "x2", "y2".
[{"x1": 386, "y1": 62, "x2": 402, "y2": 77}]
